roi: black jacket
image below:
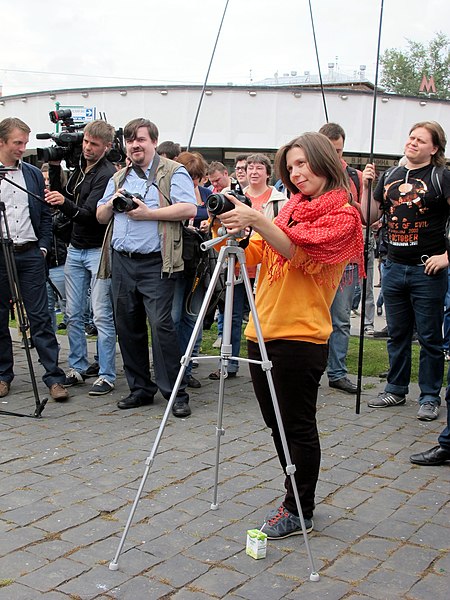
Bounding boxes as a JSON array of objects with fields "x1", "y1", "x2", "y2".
[
  {"x1": 47, "y1": 210, "x2": 69, "y2": 269},
  {"x1": 49, "y1": 156, "x2": 116, "y2": 249}
]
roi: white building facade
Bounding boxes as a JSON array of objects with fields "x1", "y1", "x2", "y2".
[{"x1": 1, "y1": 85, "x2": 449, "y2": 168}]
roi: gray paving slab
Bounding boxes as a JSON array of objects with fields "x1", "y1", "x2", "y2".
[{"x1": 0, "y1": 329, "x2": 448, "y2": 599}]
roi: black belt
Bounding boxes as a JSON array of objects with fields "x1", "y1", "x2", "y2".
[
  {"x1": 115, "y1": 248, "x2": 161, "y2": 260},
  {"x1": 0, "y1": 241, "x2": 38, "y2": 254}
]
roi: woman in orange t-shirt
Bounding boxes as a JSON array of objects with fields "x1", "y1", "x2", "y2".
[{"x1": 219, "y1": 132, "x2": 364, "y2": 540}]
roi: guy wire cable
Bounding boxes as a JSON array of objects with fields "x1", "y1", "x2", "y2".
[
  {"x1": 355, "y1": 0, "x2": 385, "y2": 414},
  {"x1": 308, "y1": 0, "x2": 328, "y2": 123},
  {"x1": 187, "y1": 0, "x2": 230, "y2": 151}
]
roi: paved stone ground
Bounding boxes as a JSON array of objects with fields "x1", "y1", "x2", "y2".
[{"x1": 0, "y1": 330, "x2": 448, "y2": 600}]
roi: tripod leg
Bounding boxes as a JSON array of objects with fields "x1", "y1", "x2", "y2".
[
  {"x1": 210, "y1": 253, "x2": 236, "y2": 509},
  {"x1": 110, "y1": 244, "x2": 230, "y2": 569},
  {"x1": 0, "y1": 242, "x2": 47, "y2": 418},
  {"x1": 239, "y1": 260, "x2": 320, "y2": 581}
]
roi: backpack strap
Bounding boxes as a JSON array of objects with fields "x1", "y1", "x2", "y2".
[
  {"x1": 384, "y1": 164, "x2": 445, "y2": 198},
  {"x1": 346, "y1": 166, "x2": 361, "y2": 199},
  {"x1": 431, "y1": 166, "x2": 445, "y2": 197},
  {"x1": 273, "y1": 200, "x2": 279, "y2": 218}
]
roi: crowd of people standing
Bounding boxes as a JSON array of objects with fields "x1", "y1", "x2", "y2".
[{"x1": 1, "y1": 115, "x2": 449, "y2": 544}]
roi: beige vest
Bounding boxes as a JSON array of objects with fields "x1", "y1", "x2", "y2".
[{"x1": 97, "y1": 156, "x2": 183, "y2": 278}]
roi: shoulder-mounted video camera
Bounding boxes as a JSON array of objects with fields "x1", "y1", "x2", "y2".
[{"x1": 36, "y1": 109, "x2": 125, "y2": 169}]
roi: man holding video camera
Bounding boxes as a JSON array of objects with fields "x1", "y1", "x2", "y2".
[
  {"x1": 45, "y1": 120, "x2": 117, "y2": 396},
  {"x1": 97, "y1": 118, "x2": 197, "y2": 417}
]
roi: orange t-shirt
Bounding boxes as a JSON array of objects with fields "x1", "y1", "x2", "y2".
[
  {"x1": 245, "y1": 188, "x2": 272, "y2": 278},
  {"x1": 244, "y1": 234, "x2": 346, "y2": 344}
]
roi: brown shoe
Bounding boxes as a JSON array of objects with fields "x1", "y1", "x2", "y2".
[
  {"x1": 0, "y1": 380, "x2": 10, "y2": 398},
  {"x1": 49, "y1": 383, "x2": 69, "y2": 402}
]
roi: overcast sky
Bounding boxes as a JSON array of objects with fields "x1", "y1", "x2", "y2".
[{"x1": 1, "y1": 0, "x2": 448, "y2": 96}]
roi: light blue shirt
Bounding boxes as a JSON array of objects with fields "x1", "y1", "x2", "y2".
[{"x1": 98, "y1": 160, "x2": 195, "y2": 254}]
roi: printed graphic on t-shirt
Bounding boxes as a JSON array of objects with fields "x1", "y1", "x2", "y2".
[
  {"x1": 384, "y1": 176, "x2": 429, "y2": 248},
  {"x1": 377, "y1": 165, "x2": 448, "y2": 265}
]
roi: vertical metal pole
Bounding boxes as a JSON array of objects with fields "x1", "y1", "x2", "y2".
[
  {"x1": 308, "y1": 0, "x2": 328, "y2": 123},
  {"x1": 355, "y1": 0, "x2": 385, "y2": 414},
  {"x1": 187, "y1": 0, "x2": 230, "y2": 150}
]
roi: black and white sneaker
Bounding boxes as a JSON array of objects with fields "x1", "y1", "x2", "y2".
[
  {"x1": 64, "y1": 369, "x2": 85, "y2": 387},
  {"x1": 417, "y1": 402, "x2": 439, "y2": 421},
  {"x1": 368, "y1": 391, "x2": 406, "y2": 408},
  {"x1": 84, "y1": 361, "x2": 100, "y2": 378},
  {"x1": 89, "y1": 377, "x2": 115, "y2": 396}
]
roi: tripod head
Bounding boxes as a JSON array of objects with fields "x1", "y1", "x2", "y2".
[{"x1": 200, "y1": 227, "x2": 248, "y2": 252}]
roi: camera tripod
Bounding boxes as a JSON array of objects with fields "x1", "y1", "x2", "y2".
[
  {"x1": 109, "y1": 233, "x2": 320, "y2": 582},
  {"x1": 0, "y1": 169, "x2": 47, "y2": 418}
]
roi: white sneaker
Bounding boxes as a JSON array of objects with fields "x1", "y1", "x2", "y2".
[{"x1": 212, "y1": 336, "x2": 222, "y2": 349}]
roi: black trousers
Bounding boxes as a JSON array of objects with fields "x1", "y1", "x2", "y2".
[
  {"x1": 0, "y1": 246, "x2": 65, "y2": 387},
  {"x1": 248, "y1": 339, "x2": 327, "y2": 519},
  {"x1": 111, "y1": 250, "x2": 188, "y2": 403}
]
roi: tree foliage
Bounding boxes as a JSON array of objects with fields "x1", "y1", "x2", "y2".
[{"x1": 380, "y1": 32, "x2": 450, "y2": 99}]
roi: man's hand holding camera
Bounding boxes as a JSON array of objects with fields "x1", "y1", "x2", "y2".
[{"x1": 110, "y1": 189, "x2": 158, "y2": 221}]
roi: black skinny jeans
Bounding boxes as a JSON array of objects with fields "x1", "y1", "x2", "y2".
[{"x1": 248, "y1": 339, "x2": 327, "y2": 519}]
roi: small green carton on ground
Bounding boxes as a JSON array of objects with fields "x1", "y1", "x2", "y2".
[{"x1": 246, "y1": 529, "x2": 267, "y2": 559}]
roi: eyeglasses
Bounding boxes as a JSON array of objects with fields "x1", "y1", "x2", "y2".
[{"x1": 235, "y1": 166, "x2": 246, "y2": 171}]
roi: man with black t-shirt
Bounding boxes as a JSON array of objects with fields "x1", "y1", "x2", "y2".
[{"x1": 362, "y1": 121, "x2": 450, "y2": 422}]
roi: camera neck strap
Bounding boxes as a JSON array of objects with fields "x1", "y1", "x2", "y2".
[
  {"x1": 132, "y1": 154, "x2": 179, "y2": 210},
  {"x1": 132, "y1": 153, "x2": 160, "y2": 197}
]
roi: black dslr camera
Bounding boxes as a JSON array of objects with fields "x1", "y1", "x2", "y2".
[
  {"x1": 206, "y1": 190, "x2": 252, "y2": 216},
  {"x1": 112, "y1": 190, "x2": 142, "y2": 213}
]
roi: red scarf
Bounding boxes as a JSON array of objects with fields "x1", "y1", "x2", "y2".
[{"x1": 266, "y1": 188, "x2": 365, "y2": 285}]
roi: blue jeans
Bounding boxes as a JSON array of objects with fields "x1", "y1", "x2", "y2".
[
  {"x1": 217, "y1": 281, "x2": 245, "y2": 374},
  {"x1": 47, "y1": 264, "x2": 66, "y2": 331},
  {"x1": 383, "y1": 260, "x2": 447, "y2": 404},
  {"x1": 352, "y1": 233, "x2": 375, "y2": 327},
  {"x1": 217, "y1": 307, "x2": 224, "y2": 337},
  {"x1": 438, "y1": 366, "x2": 450, "y2": 451},
  {"x1": 327, "y1": 265, "x2": 357, "y2": 381},
  {"x1": 65, "y1": 247, "x2": 116, "y2": 382},
  {"x1": 376, "y1": 261, "x2": 386, "y2": 310},
  {"x1": 442, "y1": 268, "x2": 450, "y2": 351},
  {"x1": 172, "y1": 274, "x2": 202, "y2": 378}
]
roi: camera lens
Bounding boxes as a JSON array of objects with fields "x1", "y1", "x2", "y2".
[
  {"x1": 36, "y1": 146, "x2": 67, "y2": 163},
  {"x1": 112, "y1": 192, "x2": 138, "y2": 213},
  {"x1": 112, "y1": 196, "x2": 128, "y2": 213},
  {"x1": 206, "y1": 191, "x2": 251, "y2": 216},
  {"x1": 206, "y1": 193, "x2": 226, "y2": 215}
]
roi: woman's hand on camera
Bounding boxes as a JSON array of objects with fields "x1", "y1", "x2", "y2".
[{"x1": 219, "y1": 193, "x2": 259, "y2": 234}]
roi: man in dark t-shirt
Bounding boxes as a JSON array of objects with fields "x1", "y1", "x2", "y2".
[{"x1": 362, "y1": 121, "x2": 450, "y2": 422}]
